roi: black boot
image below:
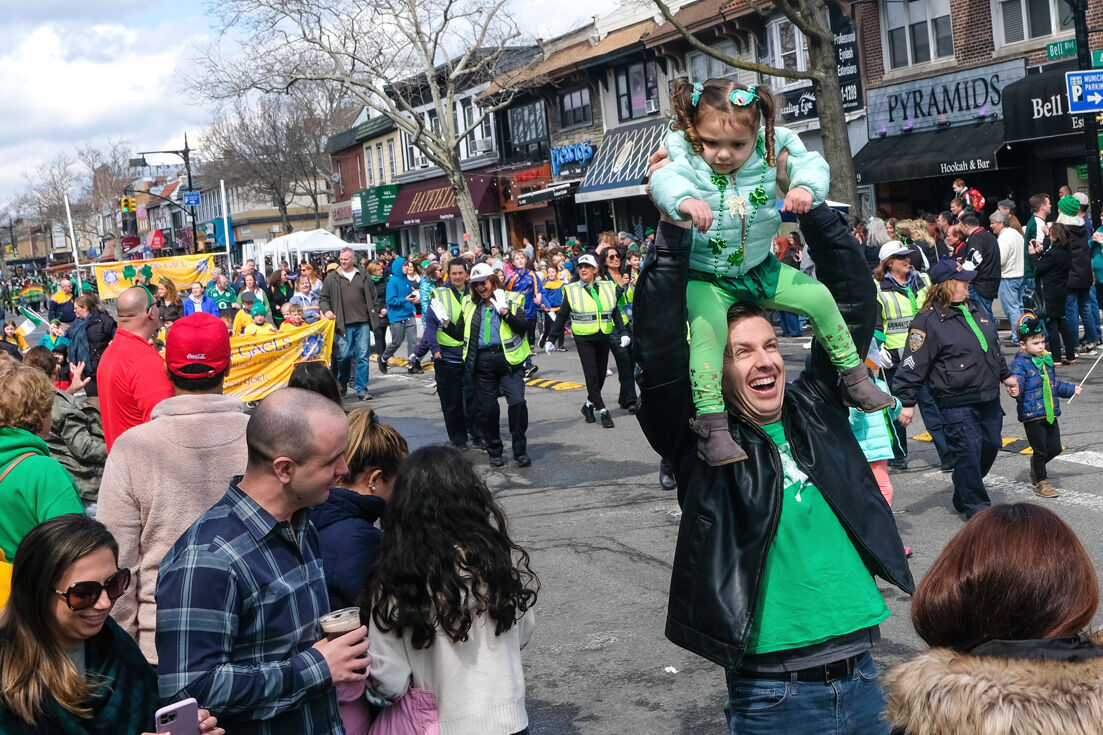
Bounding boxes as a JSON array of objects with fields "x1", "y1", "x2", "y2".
[
  {"x1": 689, "y1": 412, "x2": 747, "y2": 465},
  {"x1": 599, "y1": 409, "x2": 614, "y2": 428},
  {"x1": 581, "y1": 402, "x2": 596, "y2": 423}
]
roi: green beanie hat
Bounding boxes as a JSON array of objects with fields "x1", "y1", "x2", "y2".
[
  {"x1": 1058, "y1": 195, "x2": 1080, "y2": 217},
  {"x1": 251, "y1": 301, "x2": 267, "y2": 317}
]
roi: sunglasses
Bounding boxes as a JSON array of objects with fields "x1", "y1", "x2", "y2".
[
  {"x1": 606, "y1": 253, "x2": 621, "y2": 261},
  {"x1": 54, "y1": 568, "x2": 131, "y2": 611}
]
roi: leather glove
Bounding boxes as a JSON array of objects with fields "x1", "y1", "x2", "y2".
[
  {"x1": 620, "y1": 335, "x2": 631, "y2": 348},
  {"x1": 429, "y1": 299, "x2": 447, "y2": 323},
  {"x1": 544, "y1": 341, "x2": 555, "y2": 355}
]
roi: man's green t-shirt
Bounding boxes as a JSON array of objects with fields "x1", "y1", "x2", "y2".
[{"x1": 744, "y1": 421, "x2": 890, "y2": 654}]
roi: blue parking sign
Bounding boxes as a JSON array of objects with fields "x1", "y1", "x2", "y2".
[{"x1": 1066, "y1": 70, "x2": 1103, "y2": 113}]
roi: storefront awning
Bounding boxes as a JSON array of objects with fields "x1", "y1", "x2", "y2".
[
  {"x1": 385, "y1": 172, "x2": 498, "y2": 228},
  {"x1": 517, "y1": 181, "x2": 579, "y2": 207},
  {"x1": 576, "y1": 119, "x2": 668, "y2": 203},
  {"x1": 1002, "y1": 69, "x2": 1081, "y2": 143},
  {"x1": 853, "y1": 121, "x2": 1005, "y2": 185}
]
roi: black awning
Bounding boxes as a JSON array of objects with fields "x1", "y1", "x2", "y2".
[
  {"x1": 1002, "y1": 69, "x2": 1081, "y2": 142},
  {"x1": 517, "y1": 182, "x2": 577, "y2": 207},
  {"x1": 576, "y1": 119, "x2": 668, "y2": 203},
  {"x1": 853, "y1": 121, "x2": 1005, "y2": 185}
]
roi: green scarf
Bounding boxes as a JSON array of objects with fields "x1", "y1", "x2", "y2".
[
  {"x1": 956, "y1": 304, "x2": 988, "y2": 352},
  {"x1": 1031, "y1": 352, "x2": 1056, "y2": 423}
]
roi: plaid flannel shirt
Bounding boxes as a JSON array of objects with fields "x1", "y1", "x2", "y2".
[{"x1": 155, "y1": 477, "x2": 344, "y2": 735}]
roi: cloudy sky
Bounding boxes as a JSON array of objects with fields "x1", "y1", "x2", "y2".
[{"x1": 0, "y1": 0, "x2": 621, "y2": 210}]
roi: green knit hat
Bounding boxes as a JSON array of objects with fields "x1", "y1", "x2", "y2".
[
  {"x1": 1058, "y1": 195, "x2": 1080, "y2": 217},
  {"x1": 251, "y1": 301, "x2": 267, "y2": 317}
]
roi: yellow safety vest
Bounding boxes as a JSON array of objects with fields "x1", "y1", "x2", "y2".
[
  {"x1": 879, "y1": 274, "x2": 930, "y2": 350},
  {"x1": 564, "y1": 280, "x2": 618, "y2": 336},
  {"x1": 432, "y1": 286, "x2": 465, "y2": 347},
  {"x1": 461, "y1": 291, "x2": 531, "y2": 366}
]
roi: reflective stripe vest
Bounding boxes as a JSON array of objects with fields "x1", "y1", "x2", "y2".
[
  {"x1": 879, "y1": 274, "x2": 930, "y2": 350},
  {"x1": 432, "y1": 286, "x2": 465, "y2": 347},
  {"x1": 460, "y1": 291, "x2": 531, "y2": 366},
  {"x1": 564, "y1": 280, "x2": 618, "y2": 336}
]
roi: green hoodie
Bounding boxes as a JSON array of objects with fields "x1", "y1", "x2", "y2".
[{"x1": 0, "y1": 427, "x2": 84, "y2": 560}]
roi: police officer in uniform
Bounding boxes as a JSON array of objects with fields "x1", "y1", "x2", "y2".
[
  {"x1": 425, "y1": 259, "x2": 484, "y2": 450},
  {"x1": 893, "y1": 259, "x2": 1020, "y2": 518},
  {"x1": 545, "y1": 254, "x2": 631, "y2": 428},
  {"x1": 440, "y1": 263, "x2": 532, "y2": 468},
  {"x1": 599, "y1": 247, "x2": 639, "y2": 413}
]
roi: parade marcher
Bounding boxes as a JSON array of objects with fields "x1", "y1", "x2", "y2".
[
  {"x1": 894, "y1": 259, "x2": 1019, "y2": 519},
  {"x1": 47, "y1": 278, "x2": 76, "y2": 326},
  {"x1": 378, "y1": 257, "x2": 422, "y2": 375},
  {"x1": 267, "y1": 269, "x2": 293, "y2": 327},
  {"x1": 886, "y1": 504, "x2": 1103, "y2": 735},
  {"x1": 424, "y1": 259, "x2": 484, "y2": 450},
  {"x1": 439, "y1": 263, "x2": 532, "y2": 467},
  {"x1": 0, "y1": 515, "x2": 224, "y2": 735},
  {"x1": 597, "y1": 246, "x2": 639, "y2": 412},
  {"x1": 360, "y1": 445, "x2": 538, "y2": 735},
  {"x1": 504, "y1": 249, "x2": 542, "y2": 379},
  {"x1": 67, "y1": 293, "x2": 115, "y2": 405},
  {"x1": 182, "y1": 280, "x2": 220, "y2": 317},
  {"x1": 545, "y1": 254, "x2": 630, "y2": 428},
  {"x1": 648, "y1": 77, "x2": 891, "y2": 465},
  {"x1": 1032, "y1": 222, "x2": 1078, "y2": 365},
  {"x1": 992, "y1": 210, "x2": 1026, "y2": 343},
  {"x1": 1057, "y1": 195, "x2": 1101, "y2": 353},
  {"x1": 96, "y1": 287, "x2": 174, "y2": 452},
  {"x1": 239, "y1": 272, "x2": 270, "y2": 319},
  {"x1": 290, "y1": 275, "x2": 321, "y2": 323},
  {"x1": 634, "y1": 204, "x2": 913, "y2": 734},
  {"x1": 319, "y1": 247, "x2": 382, "y2": 400}
]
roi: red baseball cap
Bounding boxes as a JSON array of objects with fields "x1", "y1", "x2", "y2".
[{"x1": 165, "y1": 312, "x2": 231, "y2": 377}]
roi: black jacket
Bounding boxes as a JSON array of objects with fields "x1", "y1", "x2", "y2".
[
  {"x1": 441, "y1": 294, "x2": 529, "y2": 372},
  {"x1": 633, "y1": 211, "x2": 914, "y2": 671},
  {"x1": 1065, "y1": 224, "x2": 1093, "y2": 289},
  {"x1": 963, "y1": 227, "x2": 1001, "y2": 299},
  {"x1": 892, "y1": 300, "x2": 1011, "y2": 409},
  {"x1": 1032, "y1": 243, "x2": 1071, "y2": 318}
]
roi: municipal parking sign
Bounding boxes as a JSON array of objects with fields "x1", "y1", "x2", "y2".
[{"x1": 1066, "y1": 70, "x2": 1103, "y2": 113}]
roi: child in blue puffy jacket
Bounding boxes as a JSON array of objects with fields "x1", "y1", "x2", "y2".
[
  {"x1": 649, "y1": 77, "x2": 892, "y2": 465},
  {"x1": 1010, "y1": 313, "x2": 1080, "y2": 498}
]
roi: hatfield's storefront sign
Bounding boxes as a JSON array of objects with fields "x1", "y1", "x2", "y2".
[{"x1": 867, "y1": 59, "x2": 1027, "y2": 137}]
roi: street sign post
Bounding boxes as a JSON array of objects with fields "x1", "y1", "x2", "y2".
[
  {"x1": 183, "y1": 191, "x2": 200, "y2": 207},
  {"x1": 1066, "y1": 70, "x2": 1103, "y2": 113},
  {"x1": 1049, "y1": 39, "x2": 1078, "y2": 59}
]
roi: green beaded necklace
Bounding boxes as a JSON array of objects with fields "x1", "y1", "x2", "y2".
[{"x1": 705, "y1": 136, "x2": 770, "y2": 275}]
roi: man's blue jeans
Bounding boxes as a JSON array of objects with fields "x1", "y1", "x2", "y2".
[
  {"x1": 998, "y1": 277, "x2": 1025, "y2": 338},
  {"x1": 1066, "y1": 288, "x2": 1102, "y2": 344},
  {"x1": 968, "y1": 286, "x2": 994, "y2": 321},
  {"x1": 336, "y1": 321, "x2": 372, "y2": 393},
  {"x1": 724, "y1": 652, "x2": 891, "y2": 735}
]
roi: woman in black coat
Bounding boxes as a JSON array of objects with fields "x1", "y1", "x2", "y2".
[
  {"x1": 1032, "y1": 223, "x2": 1077, "y2": 365},
  {"x1": 68, "y1": 293, "x2": 116, "y2": 400}
]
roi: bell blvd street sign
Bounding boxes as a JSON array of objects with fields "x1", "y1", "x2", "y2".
[{"x1": 1066, "y1": 70, "x2": 1103, "y2": 113}]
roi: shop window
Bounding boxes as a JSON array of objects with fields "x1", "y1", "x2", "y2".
[
  {"x1": 761, "y1": 21, "x2": 808, "y2": 90},
  {"x1": 365, "y1": 149, "x2": 374, "y2": 187},
  {"x1": 883, "y1": 0, "x2": 953, "y2": 69},
  {"x1": 387, "y1": 139, "x2": 397, "y2": 177},
  {"x1": 463, "y1": 99, "x2": 494, "y2": 158},
  {"x1": 376, "y1": 143, "x2": 384, "y2": 184},
  {"x1": 559, "y1": 87, "x2": 592, "y2": 128},
  {"x1": 614, "y1": 60, "x2": 660, "y2": 122},
  {"x1": 996, "y1": 0, "x2": 1073, "y2": 45},
  {"x1": 689, "y1": 40, "x2": 742, "y2": 83},
  {"x1": 506, "y1": 99, "x2": 549, "y2": 162}
]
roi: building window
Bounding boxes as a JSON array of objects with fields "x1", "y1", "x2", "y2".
[
  {"x1": 356, "y1": 155, "x2": 363, "y2": 189},
  {"x1": 387, "y1": 139, "x2": 397, "y2": 178},
  {"x1": 506, "y1": 99, "x2": 548, "y2": 162},
  {"x1": 761, "y1": 22, "x2": 809, "y2": 89},
  {"x1": 614, "y1": 60, "x2": 660, "y2": 121},
  {"x1": 376, "y1": 143, "x2": 384, "y2": 184},
  {"x1": 689, "y1": 40, "x2": 741, "y2": 83},
  {"x1": 883, "y1": 0, "x2": 953, "y2": 69},
  {"x1": 997, "y1": 0, "x2": 1073, "y2": 44},
  {"x1": 559, "y1": 87, "x2": 592, "y2": 128},
  {"x1": 462, "y1": 99, "x2": 494, "y2": 158},
  {"x1": 365, "y1": 148, "x2": 375, "y2": 186}
]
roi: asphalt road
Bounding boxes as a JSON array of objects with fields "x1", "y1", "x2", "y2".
[{"x1": 356, "y1": 332, "x2": 1103, "y2": 735}]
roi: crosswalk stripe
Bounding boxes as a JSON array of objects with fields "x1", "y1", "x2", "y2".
[{"x1": 912, "y1": 433, "x2": 1062, "y2": 455}]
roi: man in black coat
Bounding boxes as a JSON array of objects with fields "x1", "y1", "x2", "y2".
[
  {"x1": 959, "y1": 212, "x2": 1001, "y2": 320},
  {"x1": 634, "y1": 205, "x2": 913, "y2": 735}
]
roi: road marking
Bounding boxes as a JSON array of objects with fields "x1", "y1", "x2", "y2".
[
  {"x1": 1059, "y1": 451, "x2": 1103, "y2": 469},
  {"x1": 919, "y1": 471, "x2": 1103, "y2": 511},
  {"x1": 912, "y1": 433, "x2": 1062, "y2": 455},
  {"x1": 525, "y1": 378, "x2": 583, "y2": 391}
]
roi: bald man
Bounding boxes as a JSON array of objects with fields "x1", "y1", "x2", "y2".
[
  {"x1": 97, "y1": 287, "x2": 174, "y2": 451},
  {"x1": 156, "y1": 389, "x2": 364, "y2": 735}
]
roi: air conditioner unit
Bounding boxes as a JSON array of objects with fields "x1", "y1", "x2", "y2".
[
  {"x1": 645, "y1": 99, "x2": 660, "y2": 114},
  {"x1": 474, "y1": 137, "x2": 493, "y2": 154},
  {"x1": 412, "y1": 154, "x2": 429, "y2": 169}
]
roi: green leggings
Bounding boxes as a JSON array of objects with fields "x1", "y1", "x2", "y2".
[{"x1": 687, "y1": 258, "x2": 861, "y2": 414}]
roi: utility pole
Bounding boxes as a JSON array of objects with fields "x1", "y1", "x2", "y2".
[
  {"x1": 133, "y1": 133, "x2": 198, "y2": 253},
  {"x1": 1073, "y1": 0, "x2": 1103, "y2": 225}
]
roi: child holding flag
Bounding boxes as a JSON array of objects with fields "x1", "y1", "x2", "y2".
[
  {"x1": 1, "y1": 321, "x2": 29, "y2": 353},
  {"x1": 1010, "y1": 312, "x2": 1080, "y2": 498}
]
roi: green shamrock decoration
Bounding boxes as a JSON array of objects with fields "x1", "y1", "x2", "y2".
[
  {"x1": 749, "y1": 187, "x2": 768, "y2": 206},
  {"x1": 708, "y1": 237, "x2": 726, "y2": 255},
  {"x1": 710, "y1": 173, "x2": 728, "y2": 191},
  {"x1": 727, "y1": 250, "x2": 744, "y2": 266},
  {"x1": 122, "y1": 265, "x2": 136, "y2": 281},
  {"x1": 140, "y1": 265, "x2": 153, "y2": 281}
]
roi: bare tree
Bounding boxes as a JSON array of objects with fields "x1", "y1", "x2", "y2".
[
  {"x1": 77, "y1": 138, "x2": 133, "y2": 259},
  {"x1": 20, "y1": 153, "x2": 80, "y2": 228},
  {"x1": 194, "y1": 0, "x2": 537, "y2": 251},
  {"x1": 652, "y1": 0, "x2": 859, "y2": 208}
]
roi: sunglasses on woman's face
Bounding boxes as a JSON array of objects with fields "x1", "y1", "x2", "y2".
[
  {"x1": 54, "y1": 568, "x2": 131, "y2": 611},
  {"x1": 606, "y1": 253, "x2": 621, "y2": 261}
]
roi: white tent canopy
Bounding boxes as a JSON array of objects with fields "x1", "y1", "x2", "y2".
[{"x1": 257, "y1": 229, "x2": 375, "y2": 266}]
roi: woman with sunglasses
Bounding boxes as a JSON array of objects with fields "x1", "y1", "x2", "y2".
[
  {"x1": 597, "y1": 246, "x2": 639, "y2": 413},
  {"x1": 0, "y1": 514, "x2": 223, "y2": 735}
]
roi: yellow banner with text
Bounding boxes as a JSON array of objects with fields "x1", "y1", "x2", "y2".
[
  {"x1": 224, "y1": 319, "x2": 336, "y2": 402},
  {"x1": 94, "y1": 254, "x2": 215, "y2": 300}
]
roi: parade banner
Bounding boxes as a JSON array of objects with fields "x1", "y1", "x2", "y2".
[
  {"x1": 94, "y1": 253, "x2": 214, "y2": 300},
  {"x1": 224, "y1": 319, "x2": 336, "y2": 402}
]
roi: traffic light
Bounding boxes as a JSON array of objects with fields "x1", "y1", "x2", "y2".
[{"x1": 121, "y1": 196, "x2": 132, "y2": 213}]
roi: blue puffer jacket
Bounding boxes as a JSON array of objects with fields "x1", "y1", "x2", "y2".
[
  {"x1": 310, "y1": 488, "x2": 386, "y2": 610},
  {"x1": 384, "y1": 257, "x2": 416, "y2": 323},
  {"x1": 848, "y1": 375, "x2": 903, "y2": 462},
  {"x1": 649, "y1": 126, "x2": 830, "y2": 280},
  {"x1": 1010, "y1": 352, "x2": 1077, "y2": 423}
]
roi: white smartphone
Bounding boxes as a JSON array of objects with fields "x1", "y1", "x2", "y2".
[{"x1": 154, "y1": 697, "x2": 199, "y2": 735}]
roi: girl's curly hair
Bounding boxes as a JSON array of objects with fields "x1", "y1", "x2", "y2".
[
  {"x1": 669, "y1": 77, "x2": 778, "y2": 166},
  {"x1": 360, "y1": 445, "x2": 539, "y2": 649}
]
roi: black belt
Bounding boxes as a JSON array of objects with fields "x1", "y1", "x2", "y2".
[
  {"x1": 478, "y1": 345, "x2": 503, "y2": 353},
  {"x1": 737, "y1": 654, "x2": 860, "y2": 683}
]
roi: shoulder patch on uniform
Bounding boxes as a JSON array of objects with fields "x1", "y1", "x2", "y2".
[{"x1": 907, "y1": 329, "x2": 926, "y2": 352}]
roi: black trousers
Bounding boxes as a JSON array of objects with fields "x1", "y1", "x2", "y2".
[
  {"x1": 435, "y1": 360, "x2": 472, "y2": 445},
  {"x1": 372, "y1": 325, "x2": 388, "y2": 356},
  {"x1": 608, "y1": 330, "x2": 637, "y2": 408},
  {"x1": 1046, "y1": 315, "x2": 1077, "y2": 362},
  {"x1": 539, "y1": 311, "x2": 564, "y2": 348},
  {"x1": 1024, "y1": 418, "x2": 1063, "y2": 481},
  {"x1": 942, "y1": 401, "x2": 1003, "y2": 518},
  {"x1": 473, "y1": 349, "x2": 528, "y2": 458},
  {"x1": 576, "y1": 335, "x2": 611, "y2": 409}
]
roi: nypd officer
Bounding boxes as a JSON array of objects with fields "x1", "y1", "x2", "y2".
[
  {"x1": 545, "y1": 253, "x2": 630, "y2": 428},
  {"x1": 893, "y1": 258, "x2": 1020, "y2": 518},
  {"x1": 425, "y1": 258, "x2": 484, "y2": 451},
  {"x1": 440, "y1": 263, "x2": 532, "y2": 468}
]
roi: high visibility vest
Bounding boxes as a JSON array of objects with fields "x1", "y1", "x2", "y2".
[
  {"x1": 879, "y1": 274, "x2": 930, "y2": 350},
  {"x1": 564, "y1": 280, "x2": 618, "y2": 336},
  {"x1": 619, "y1": 280, "x2": 635, "y2": 323},
  {"x1": 432, "y1": 286, "x2": 465, "y2": 347},
  {"x1": 461, "y1": 291, "x2": 531, "y2": 366}
]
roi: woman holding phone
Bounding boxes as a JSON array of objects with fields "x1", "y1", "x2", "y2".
[{"x1": 0, "y1": 514, "x2": 223, "y2": 735}]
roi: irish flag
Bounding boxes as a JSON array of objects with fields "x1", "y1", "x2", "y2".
[{"x1": 16, "y1": 307, "x2": 46, "y2": 339}]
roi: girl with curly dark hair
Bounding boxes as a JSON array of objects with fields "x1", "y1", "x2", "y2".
[{"x1": 360, "y1": 445, "x2": 538, "y2": 734}]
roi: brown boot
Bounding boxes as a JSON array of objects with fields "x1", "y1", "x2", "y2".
[
  {"x1": 690, "y1": 412, "x2": 747, "y2": 466},
  {"x1": 840, "y1": 364, "x2": 895, "y2": 413},
  {"x1": 1034, "y1": 479, "x2": 1059, "y2": 498}
]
